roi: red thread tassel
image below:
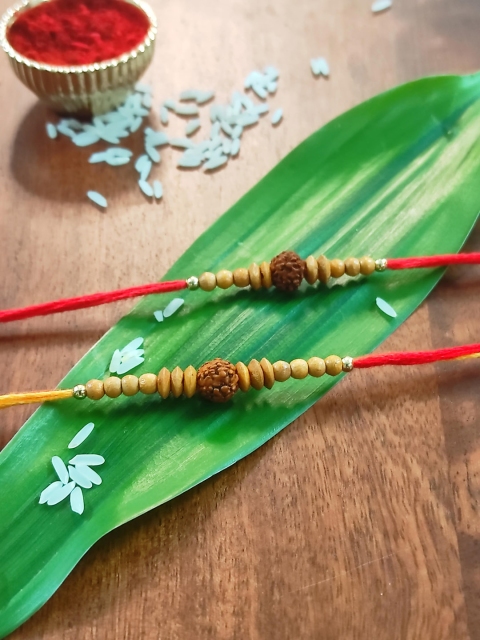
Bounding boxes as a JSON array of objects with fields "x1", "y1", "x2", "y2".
[
  {"x1": 0, "y1": 280, "x2": 188, "y2": 323},
  {"x1": 387, "y1": 252, "x2": 480, "y2": 270},
  {"x1": 353, "y1": 343, "x2": 480, "y2": 368}
]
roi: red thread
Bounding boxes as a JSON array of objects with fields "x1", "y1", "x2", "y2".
[
  {"x1": 387, "y1": 253, "x2": 480, "y2": 270},
  {"x1": 7, "y1": 0, "x2": 150, "y2": 66},
  {"x1": 353, "y1": 343, "x2": 480, "y2": 368},
  {"x1": 0, "y1": 280, "x2": 188, "y2": 323}
]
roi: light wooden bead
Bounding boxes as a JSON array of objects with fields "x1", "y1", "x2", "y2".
[
  {"x1": 233, "y1": 268, "x2": 250, "y2": 287},
  {"x1": 260, "y1": 261, "x2": 272, "y2": 288},
  {"x1": 305, "y1": 256, "x2": 318, "y2": 285},
  {"x1": 199, "y1": 272, "x2": 217, "y2": 291},
  {"x1": 308, "y1": 357, "x2": 326, "y2": 377},
  {"x1": 236, "y1": 362, "x2": 251, "y2": 392},
  {"x1": 171, "y1": 366, "x2": 184, "y2": 398},
  {"x1": 290, "y1": 359, "x2": 309, "y2": 379},
  {"x1": 317, "y1": 255, "x2": 331, "y2": 283},
  {"x1": 345, "y1": 257, "x2": 361, "y2": 277},
  {"x1": 273, "y1": 360, "x2": 291, "y2": 382},
  {"x1": 248, "y1": 359, "x2": 264, "y2": 390},
  {"x1": 139, "y1": 373, "x2": 157, "y2": 395},
  {"x1": 260, "y1": 358, "x2": 275, "y2": 389},
  {"x1": 157, "y1": 367, "x2": 171, "y2": 399},
  {"x1": 249, "y1": 263, "x2": 262, "y2": 290},
  {"x1": 325, "y1": 355, "x2": 343, "y2": 376},
  {"x1": 122, "y1": 375, "x2": 139, "y2": 396},
  {"x1": 216, "y1": 269, "x2": 233, "y2": 289},
  {"x1": 104, "y1": 376, "x2": 122, "y2": 398},
  {"x1": 360, "y1": 256, "x2": 376, "y2": 275},
  {"x1": 183, "y1": 365, "x2": 197, "y2": 398},
  {"x1": 330, "y1": 259, "x2": 345, "y2": 278},
  {"x1": 86, "y1": 379, "x2": 104, "y2": 400}
]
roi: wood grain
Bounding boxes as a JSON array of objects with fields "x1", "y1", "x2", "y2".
[{"x1": 0, "y1": 0, "x2": 479, "y2": 637}]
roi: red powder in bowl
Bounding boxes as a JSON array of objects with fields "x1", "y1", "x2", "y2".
[{"x1": 7, "y1": 0, "x2": 150, "y2": 66}]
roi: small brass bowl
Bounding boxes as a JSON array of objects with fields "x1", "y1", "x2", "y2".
[{"x1": 0, "y1": 0, "x2": 157, "y2": 115}]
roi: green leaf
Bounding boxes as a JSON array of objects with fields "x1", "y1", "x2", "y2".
[{"x1": 1, "y1": 72, "x2": 480, "y2": 636}]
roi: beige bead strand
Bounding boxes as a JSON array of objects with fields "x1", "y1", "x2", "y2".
[
  {"x1": 183, "y1": 365, "x2": 197, "y2": 398},
  {"x1": 249, "y1": 263, "x2": 262, "y2": 290},
  {"x1": 260, "y1": 358, "x2": 275, "y2": 389},
  {"x1": 139, "y1": 373, "x2": 157, "y2": 394},
  {"x1": 157, "y1": 367, "x2": 171, "y2": 399},
  {"x1": 236, "y1": 362, "x2": 251, "y2": 392},
  {"x1": 260, "y1": 261, "x2": 272, "y2": 288},
  {"x1": 344, "y1": 257, "x2": 361, "y2": 277},
  {"x1": 171, "y1": 367, "x2": 184, "y2": 398},
  {"x1": 290, "y1": 359, "x2": 309, "y2": 379},
  {"x1": 198, "y1": 272, "x2": 216, "y2": 291},
  {"x1": 248, "y1": 359, "x2": 264, "y2": 390},
  {"x1": 325, "y1": 355, "x2": 343, "y2": 376},
  {"x1": 317, "y1": 255, "x2": 331, "y2": 283},
  {"x1": 233, "y1": 268, "x2": 250, "y2": 288},
  {"x1": 330, "y1": 259, "x2": 345, "y2": 278},
  {"x1": 359, "y1": 256, "x2": 376, "y2": 275},
  {"x1": 104, "y1": 376, "x2": 122, "y2": 398},
  {"x1": 273, "y1": 360, "x2": 291, "y2": 382},
  {"x1": 304, "y1": 256, "x2": 319, "y2": 285},
  {"x1": 122, "y1": 375, "x2": 139, "y2": 396},
  {"x1": 86, "y1": 379, "x2": 104, "y2": 400},
  {"x1": 216, "y1": 270, "x2": 234, "y2": 289}
]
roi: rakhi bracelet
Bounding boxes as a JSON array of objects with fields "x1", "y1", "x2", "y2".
[
  {"x1": 0, "y1": 251, "x2": 479, "y2": 323},
  {"x1": 0, "y1": 342, "x2": 478, "y2": 409}
]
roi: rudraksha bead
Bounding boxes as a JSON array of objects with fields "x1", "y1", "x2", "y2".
[
  {"x1": 270, "y1": 251, "x2": 305, "y2": 292},
  {"x1": 197, "y1": 358, "x2": 239, "y2": 402}
]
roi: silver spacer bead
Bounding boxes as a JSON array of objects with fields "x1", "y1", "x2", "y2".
[
  {"x1": 186, "y1": 276, "x2": 199, "y2": 290},
  {"x1": 72, "y1": 384, "x2": 87, "y2": 400},
  {"x1": 342, "y1": 356, "x2": 354, "y2": 372},
  {"x1": 375, "y1": 258, "x2": 388, "y2": 272}
]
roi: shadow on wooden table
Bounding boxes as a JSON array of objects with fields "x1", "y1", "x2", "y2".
[{"x1": 9, "y1": 102, "x2": 151, "y2": 205}]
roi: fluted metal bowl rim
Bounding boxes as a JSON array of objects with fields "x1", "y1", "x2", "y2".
[{"x1": 0, "y1": 0, "x2": 157, "y2": 74}]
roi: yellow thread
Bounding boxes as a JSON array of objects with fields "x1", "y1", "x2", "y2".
[
  {"x1": 0, "y1": 389, "x2": 74, "y2": 409},
  {"x1": 454, "y1": 353, "x2": 480, "y2": 361}
]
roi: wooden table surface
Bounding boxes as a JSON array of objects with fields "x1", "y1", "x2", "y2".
[{"x1": 1, "y1": 0, "x2": 480, "y2": 638}]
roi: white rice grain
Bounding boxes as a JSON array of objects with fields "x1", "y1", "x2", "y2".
[
  {"x1": 160, "y1": 106, "x2": 169, "y2": 125},
  {"x1": 46, "y1": 123, "x2": 57, "y2": 139},
  {"x1": 154, "y1": 310, "x2": 164, "y2": 322},
  {"x1": 231, "y1": 138, "x2": 241, "y2": 157},
  {"x1": 69, "y1": 453, "x2": 105, "y2": 466},
  {"x1": 271, "y1": 108, "x2": 283, "y2": 125},
  {"x1": 70, "y1": 486, "x2": 85, "y2": 515},
  {"x1": 68, "y1": 465, "x2": 93, "y2": 488},
  {"x1": 39, "y1": 481, "x2": 63, "y2": 504},
  {"x1": 121, "y1": 337, "x2": 144, "y2": 353},
  {"x1": 372, "y1": 0, "x2": 392, "y2": 12},
  {"x1": 153, "y1": 180, "x2": 163, "y2": 200},
  {"x1": 185, "y1": 119, "x2": 201, "y2": 136},
  {"x1": 46, "y1": 481, "x2": 76, "y2": 506},
  {"x1": 139, "y1": 179, "x2": 154, "y2": 197},
  {"x1": 87, "y1": 191, "x2": 107, "y2": 208},
  {"x1": 376, "y1": 297, "x2": 397, "y2": 318},
  {"x1": 174, "y1": 103, "x2": 199, "y2": 116},
  {"x1": 116, "y1": 355, "x2": 145, "y2": 374},
  {"x1": 68, "y1": 422, "x2": 95, "y2": 449},
  {"x1": 163, "y1": 298, "x2": 184, "y2": 318},
  {"x1": 145, "y1": 144, "x2": 161, "y2": 163},
  {"x1": 72, "y1": 464, "x2": 102, "y2": 485},
  {"x1": 204, "y1": 154, "x2": 228, "y2": 171}
]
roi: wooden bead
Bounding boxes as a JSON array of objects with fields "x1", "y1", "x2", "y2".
[
  {"x1": 305, "y1": 256, "x2": 318, "y2": 285},
  {"x1": 248, "y1": 359, "x2": 264, "y2": 390},
  {"x1": 157, "y1": 367, "x2": 171, "y2": 399},
  {"x1": 330, "y1": 259, "x2": 345, "y2": 278},
  {"x1": 86, "y1": 379, "x2": 104, "y2": 400},
  {"x1": 260, "y1": 358, "x2": 275, "y2": 389},
  {"x1": 233, "y1": 268, "x2": 250, "y2": 287},
  {"x1": 171, "y1": 366, "x2": 184, "y2": 398},
  {"x1": 249, "y1": 263, "x2": 262, "y2": 290},
  {"x1": 345, "y1": 257, "x2": 361, "y2": 276},
  {"x1": 104, "y1": 376, "x2": 122, "y2": 398},
  {"x1": 260, "y1": 261, "x2": 272, "y2": 288},
  {"x1": 290, "y1": 359, "x2": 309, "y2": 379},
  {"x1": 199, "y1": 272, "x2": 216, "y2": 291},
  {"x1": 183, "y1": 365, "x2": 197, "y2": 398},
  {"x1": 236, "y1": 362, "x2": 251, "y2": 392},
  {"x1": 317, "y1": 255, "x2": 331, "y2": 283},
  {"x1": 139, "y1": 373, "x2": 157, "y2": 395},
  {"x1": 273, "y1": 360, "x2": 291, "y2": 382},
  {"x1": 360, "y1": 256, "x2": 376, "y2": 275},
  {"x1": 216, "y1": 269, "x2": 233, "y2": 289},
  {"x1": 122, "y1": 375, "x2": 139, "y2": 396},
  {"x1": 325, "y1": 355, "x2": 343, "y2": 376},
  {"x1": 308, "y1": 357, "x2": 326, "y2": 377}
]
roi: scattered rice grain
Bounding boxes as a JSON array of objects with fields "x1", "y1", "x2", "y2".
[
  {"x1": 154, "y1": 310, "x2": 164, "y2": 322},
  {"x1": 46, "y1": 481, "x2": 75, "y2": 506},
  {"x1": 70, "y1": 486, "x2": 85, "y2": 515},
  {"x1": 145, "y1": 144, "x2": 161, "y2": 163},
  {"x1": 160, "y1": 106, "x2": 169, "y2": 125},
  {"x1": 185, "y1": 119, "x2": 201, "y2": 136},
  {"x1": 163, "y1": 298, "x2": 184, "y2": 318},
  {"x1": 271, "y1": 108, "x2": 283, "y2": 125},
  {"x1": 69, "y1": 454, "x2": 105, "y2": 466},
  {"x1": 87, "y1": 191, "x2": 107, "y2": 208},
  {"x1": 46, "y1": 123, "x2": 57, "y2": 139},
  {"x1": 231, "y1": 138, "x2": 241, "y2": 156},
  {"x1": 376, "y1": 297, "x2": 397, "y2": 318},
  {"x1": 71, "y1": 464, "x2": 102, "y2": 485},
  {"x1": 39, "y1": 481, "x2": 63, "y2": 504},
  {"x1": 139, "y1": 179, "x2": 154, "y2": 197},
  {"x1": 372, "y1": 0, "x2": 392, "y2": 12},
  {"x1": 169, "y1": 137, "x2": 195, "y2": 149},
  {"x1": 68, "y1": 422, "x2": 95, "y2": 449},
  {"x1": 204, "y1": 154, "x2": 228, "y2": 171},
  {"x1": 153, "y1": 180, "x2": 163, "y2": 200},
  {"x1": 174, "y1": 103, "x2": 200, "y2": 116},
  {"x1": 72, "y1": 131, "x2": 101, "y2": 146},
  {"x1": 68, "y1": 465, "x2": 93, "y2": 488}
]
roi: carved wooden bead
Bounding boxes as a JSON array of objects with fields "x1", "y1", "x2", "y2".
[
  {"x1": 260, "y1": 358, "x2": 275, "y2": 389},
  {"x1": 260, "y1": 261, "x2": 272, "y2": 288},
  {"x1": 122, "y1": 375, "x2": 139, "y2": 396},
  {"x1": 197, "y1": 358, "x2": 239, "y2": 402},
  {"x1": 325, "y1": 355, "x2": 343, "y2": 376},
  {"x1": 199, "y1": 272, "x2": 217, "y2": 291},
  {"x1": 249, "y1": 263, "x2": 262, "y2": 290},
  {"x1": 273, "y1": 360, "x2": 291, "y2": 382},
  {"x1": 248, "y1": 359, "x2": 264, "y2": 390},
  {"x1": 171, "y1": 366, "x2": 184, "y2": 398},
  {"x1": 290, "y1": 359, "x2": 309, "y2": 379},
  {"x1": 86, "y1": 379, "x2": 104, "y2": 400},
  {"x1": 216, "y1": 269, "x2": 234, "y2": 289},
  {"x1": 183, "y1": 365, "x2": 197, "y2": 398},
  {"x1": 157, "y1": 367, "x2": 171, "y2": 399},
  {"x1": 233, "y1": 268, "x2": 250, "y2": 287},
  {"x1": 139, "y1": 373, "x2": 157, "y2": 394},
  {"x1": 360, "y1": 256, "x2": 376, "y2": 275},
  {"x1": 104, "y1": 376, "x2": 122, "y2": 398},
  {"x1": 307, "y1": 357, "x2": 326, "y2": 377},
  {"x1": 345, "y1": 257, "x2": 361, "y2": 277},
  {"x1": 270, "y1": 251, "x2": 305, "y2": 292},
  {"x1": 330, "y1": 259, "x2": 345, "y2": 278},
  {"x1": 236, "y1": 362, "x2": 251, "y2": 392},
  {"x1": 305, "y1": 256, "x2": 318, "y2": 285},
  {"x1": 317, "y1": 255, "x2": 331, "y2": 283}
]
